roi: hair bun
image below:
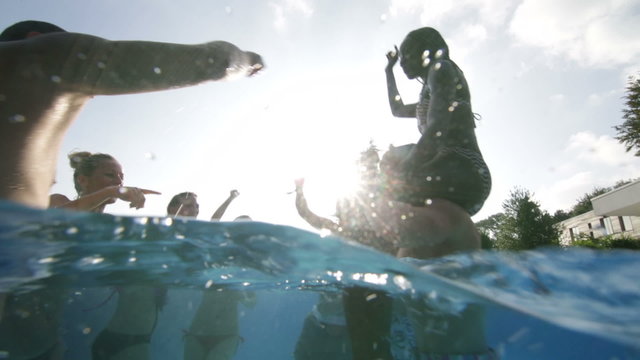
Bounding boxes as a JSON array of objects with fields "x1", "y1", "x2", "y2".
[{"x1": 68, "y1": 151, "x2": 92, "y2": 170}]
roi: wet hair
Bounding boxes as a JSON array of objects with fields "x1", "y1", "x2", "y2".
[
  {"x1": 402, "y1": 27, "x2": 450, "y2": 62},
  {"x1": 0, "y1": 20, "x2": 66, "y2": 41},
  {"x1": 68, "y1": 151, "x2": 116, "y2": 195},
  {"x1": 167, "y1": 192, "x2": 197, "y2": 213}
]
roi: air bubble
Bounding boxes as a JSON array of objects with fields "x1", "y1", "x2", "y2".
[
  {"x1": 51, "y1": 75, "x2": 61, "y2": 83},
  {"x1": 425, "y1": 199, "x2": 433, "y2": 205},
  {"x1": 427, "y1": 176, "x2": 432, "y2": 181},
  {"x1": 97, "y1": 61, "x2": 106, "y2": 69},
  {"x1": 434, "y1": 62, "x2": 442, "y2": 70},
  {"x1": 422, "y1": 58, "x2": 431, "y2": 67},
  {"x1": 435, "y1": 131, "x2": 442, "y2": 137},
  {"x1": 394, "y1": 95, "x2": 401, "y2": 101},
  {"x1": 435, "y1": 49, "x2": 444, "y2": 58},
  {"x1": 153, "y1": 67, "x2": 162, "y2": 74},
  {"x1": 421, "y1": 50, "x2": 430, "y2": 60}
]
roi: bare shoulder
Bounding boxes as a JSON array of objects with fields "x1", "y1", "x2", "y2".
[{"x1": 48, "y1": 193, "x2": 71, "y2": 208}]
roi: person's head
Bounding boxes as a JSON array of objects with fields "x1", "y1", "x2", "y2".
[
  {"x1": 399, "y1": 27, "x2": 449, "y2": 79},
  {"x1": 69, "y1": 152, "x2": 122, "y2": 197},
  {"x1": 0, "y1": 20, "x2": 66, "y2": 41},
  {"x1": 167, "y1": 192, "x2": 199, "y2": 218}
]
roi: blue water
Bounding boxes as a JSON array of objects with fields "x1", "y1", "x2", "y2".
[{"x1": 1, "y1": 201, "x2": 639, "y2": 359}]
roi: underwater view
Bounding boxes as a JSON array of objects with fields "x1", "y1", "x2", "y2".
[{"x1": 2, "y1": 1, "x2": 640, "y2": 359}]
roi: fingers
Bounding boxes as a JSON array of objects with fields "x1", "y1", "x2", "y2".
[
  {"x1": 119, "y1": 187, "x2": 154, "y2": 209},
  {"x1": 246, "y1": 52, "x2": 264, "y2": 76},
  {"x1": 140, "y1": 188, "x2": 161, "y2": 195}
]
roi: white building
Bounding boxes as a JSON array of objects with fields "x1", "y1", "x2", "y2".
[{"x1": 557, "y1": 179, "x2": 640, "y2": 246}]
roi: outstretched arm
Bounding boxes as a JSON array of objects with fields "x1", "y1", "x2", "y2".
[
  {"x1": 385, "y1": 46, "x2": 416, "y2": 118},
  {"x1": 210, "y1": 190, "x2": 240, "y2": 220},
  {"x1": 49, "y1": 186, "x2": 160, "y2": 212},
  {"x1": 25, "y1": 32, "x2": 264, "y2": 96},
  {"x1": 294, "y1": 179, "x2": 340, "y2": 232}
]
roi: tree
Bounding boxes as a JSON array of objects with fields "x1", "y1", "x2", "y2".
[
  {"x1": 615, "y1": 73, "x2": 640, "y2": 155},
  {"x1": 493, "y1": 188, "x2": 560, "y2": 250},
  {"x1": 569, "y1": 186, "x2": 610, "y2": 216}
]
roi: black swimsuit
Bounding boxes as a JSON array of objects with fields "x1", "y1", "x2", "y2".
[{"x1": 382, "y1": 64, "x2": 491, "y2": 216}]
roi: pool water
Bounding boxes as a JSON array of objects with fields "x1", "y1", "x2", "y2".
[{"x1": 1, "y1": 201, "x2": 639, "y2": 359}]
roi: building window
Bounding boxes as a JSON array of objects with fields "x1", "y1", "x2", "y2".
[
  {"x1": 587, "y1": 223, "x2": 594, "y2": 239},
  {"x1": 569, "y1": 226, "x2": 580, "y2": 241},
  {"x1": 619, "y1": 216, "x2": 633, "y2": 232},
  {"x1": 600, "y1": 217, "x2": 613, "y2": 235}
]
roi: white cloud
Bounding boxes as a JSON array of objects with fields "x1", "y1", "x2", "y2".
[
  {"x1": 389, "y1": 0, "x2": 515, "y2": 27},
  {"x1": 509, "y1": 0, "x2": 640, "y2": 68},
  {"x1": 269, "y1": 0, "x2": 314, "y2": 32},
  {"x1": 549, "y1": 93, "x2": 565, "y2": 103},
  {"x1": 535, "y1": 131, "x2": 640, "y2": 212},
  {"x1": 566, "y1": 131, "x2": 636, "y2": 167},
  {"x1": 537, "y1": 171, "x2": 594, "y2": 212},
  {"x1": 587, "y1": 89, "x2": 619, "y2": 107}
]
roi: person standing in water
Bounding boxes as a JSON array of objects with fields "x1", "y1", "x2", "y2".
[
  {"x1": 346, "y1": 27, "x2": 494, "y2": 360},
  {"x1": 0, "y1": 20, "x2": 263, "y2": 210},
  {"x1": 91, "y1": 189, "x2": 245, "y2": 360}
]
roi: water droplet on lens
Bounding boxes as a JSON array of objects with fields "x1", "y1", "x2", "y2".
[
  {"x1": 379, "y1": 14, "x2": 387, "y2": 22},
  {"x1": 225, "y1": 5, "x2": 232, "y2": 14},
  {"x1": 9, "y1": 114, "x2": 26, "y2": 123},
  {"x1": 422, "y1": 58, "x2": 430, "y2": 67},
  {"x1": 153, "y1": 67, "x2": 162, "y2": 74},
  {"x1": 435, "y1": 131, "x2": 442, "y2": 137},
  {"x1": 394, "y1": 95, "x2": 401, "y2": 101},
  {"x1": 97, "y1": 61, "x2": 106, "y2": 69},
  {"x1": 435, "y1": 49, "x2": 444, "y2": 58},
  {"x1": 51, "y1": 75, "x2": 61, "y2": 83},
  {"x1": 435, "y1": 62, "x2": 442, "y2": 70},
  {"x1": 425, "y1": 199, "x2": 433, "y2": 205},
  {"x1": 426, "y1": 176, "x2": 432, "y2": 181},
  {"x1": 421, "y1": 50, "x2": 430, "y2": 60}
]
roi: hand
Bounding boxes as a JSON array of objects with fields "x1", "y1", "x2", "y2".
[
  {"x1": 386, "y1": 45, "x2": 399, "y2": 70},
  {"x1": 246, "y1": 52, "x2": 264, "y2": 76},
  {"x1": 116, "y1": 186, "x2": 161, "y2": 209},
  {"x1": 230, "y1": 189, "x2": 240, "y2": 198}
]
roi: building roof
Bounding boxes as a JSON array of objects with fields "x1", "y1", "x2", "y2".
[{"x1": 591, "y1": 179, "x2": 640, "y2": 216}]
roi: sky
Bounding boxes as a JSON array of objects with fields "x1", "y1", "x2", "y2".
[{"x1": 3, "y1": 0, "x2": 640, "y2": 232}]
